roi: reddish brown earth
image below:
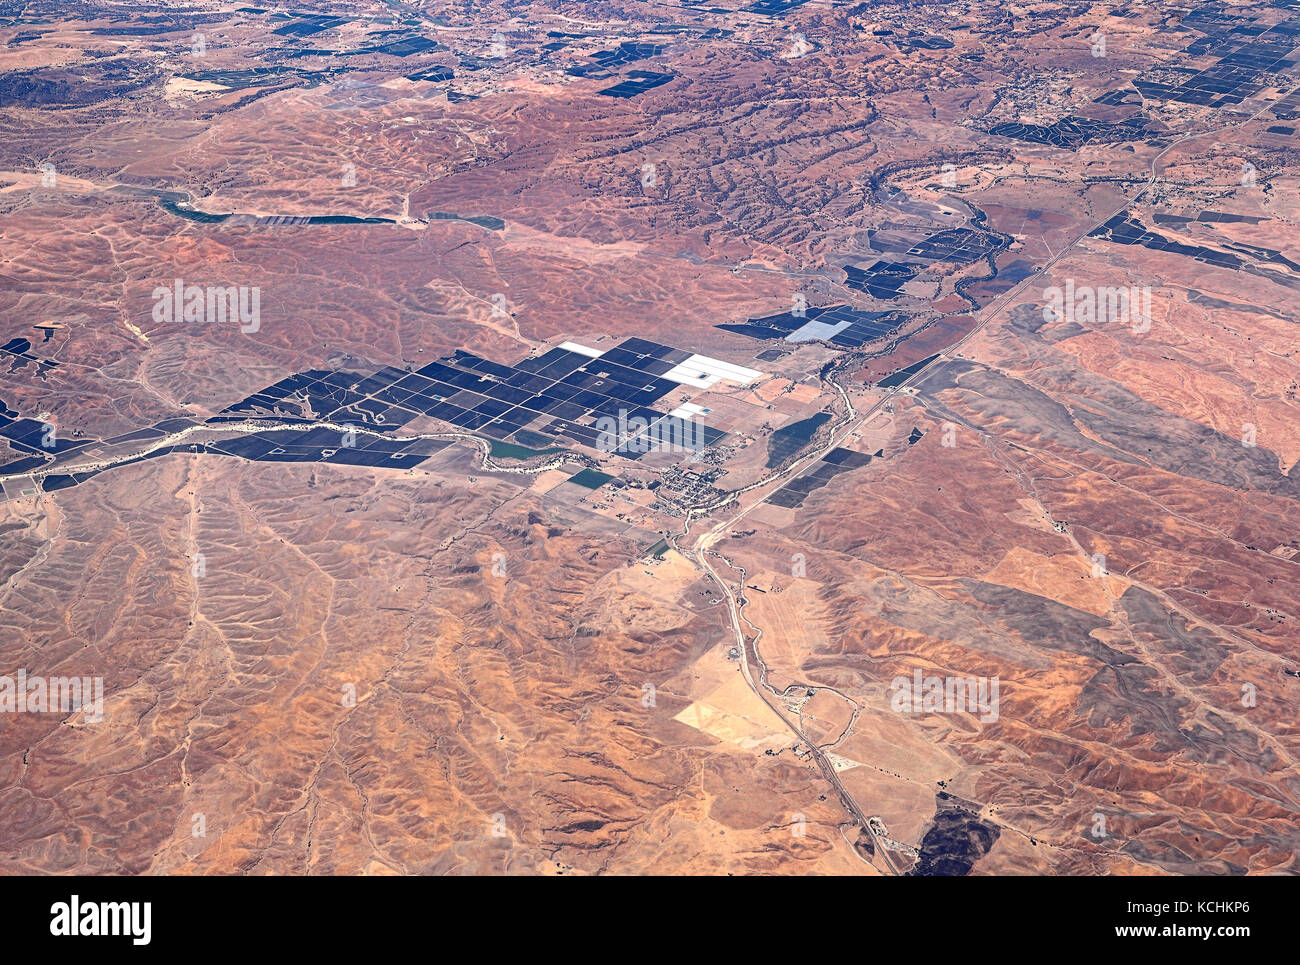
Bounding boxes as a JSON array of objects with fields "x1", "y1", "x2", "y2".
[{"x1": 0, "y1": 0, "x2": 1297, "y2": 875}]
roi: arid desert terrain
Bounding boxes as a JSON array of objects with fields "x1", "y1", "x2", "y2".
[{"x1": 1, "y1": 0, "x2": 1298, "y2": 875}]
